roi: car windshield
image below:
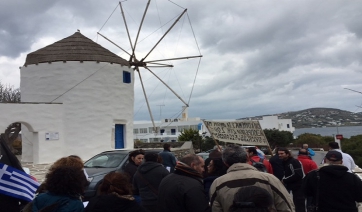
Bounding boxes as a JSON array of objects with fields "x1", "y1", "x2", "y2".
[{"x1": 84, "y1": 152, "x2": 128, "y2": 168}]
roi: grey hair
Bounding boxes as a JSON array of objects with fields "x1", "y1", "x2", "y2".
[{"x1": 222, "y1": 145, "x2": 248, "y2": 166}]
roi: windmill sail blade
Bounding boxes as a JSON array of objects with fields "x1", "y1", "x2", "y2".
[
  {"x1": 133, "y1": 0, "x2": 151, "y2": 58},
  {"x1": 141, "y1": 9, "x2": 187, "y2": 62},
  {"x1": 144, "y1": 66, "x2": 189, "y2": 107},
  {"x1": 97, "y1": 32, "x2": 131, "y2": 56},
  {"x1": 145, "y1": 55, "x2": 202, "y2": 63},
  {"x1": 119, "y1": 1, "x2": 134, "y2": 55},
  {"x1": 137, "y1": 67, "x2": 157, "y2": 132}
]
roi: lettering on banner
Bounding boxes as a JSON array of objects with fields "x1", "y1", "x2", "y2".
[{"x1": 203, "y1": 120, "x2": 268, "y2": 146}]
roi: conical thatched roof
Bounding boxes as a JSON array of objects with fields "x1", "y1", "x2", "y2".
[{"x1": 24, "y1": 32, "x2": 129, "y2": 66}]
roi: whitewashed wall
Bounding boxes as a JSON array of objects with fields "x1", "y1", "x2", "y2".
[
  {"x1": 258, "y1": 116, "x2": 295, "y2": 133},
  {"x1": 20, "y1": 61, "x2": 134, "y2": 162},
  {"x1": 0, "y1": 103, "x2": 63, "y2": 164}
]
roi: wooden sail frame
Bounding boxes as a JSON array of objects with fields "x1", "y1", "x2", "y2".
[{"x1": 99, "y1": 0, "x2": 203, "y2": 133}]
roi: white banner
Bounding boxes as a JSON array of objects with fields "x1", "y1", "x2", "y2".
[{"x1": 203, "y1": 120, "x2": 269, "y2": 146}]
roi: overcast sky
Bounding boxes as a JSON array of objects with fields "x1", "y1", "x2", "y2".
[{"x1": 1, "y1": 0, "x2": 362, "y2": 121}]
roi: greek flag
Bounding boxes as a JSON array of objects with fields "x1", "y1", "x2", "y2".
[{"x1": 0, "y1": 163, "x2": 40, "y2": 202}]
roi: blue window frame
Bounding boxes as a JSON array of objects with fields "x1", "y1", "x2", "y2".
[{"x1": 123, "y1": 71, "x2": 131, "y2": 83}]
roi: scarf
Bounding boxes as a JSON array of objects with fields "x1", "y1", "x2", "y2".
[{"x1": 175, "y1": 161, "x2": 203, "y2": 180}]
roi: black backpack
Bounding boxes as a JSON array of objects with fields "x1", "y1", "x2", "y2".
[{"x1": 250, "y1": 158, "x2": 267, "y2": 172}]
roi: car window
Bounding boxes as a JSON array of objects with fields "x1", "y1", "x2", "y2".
[{"x1": 84, "y1": 153, "x2": 128, "y2": 168}]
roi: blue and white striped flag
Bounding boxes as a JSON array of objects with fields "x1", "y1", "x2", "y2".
[{"x1": 0, "y1": 163, "x2": 40, "y2": 202}]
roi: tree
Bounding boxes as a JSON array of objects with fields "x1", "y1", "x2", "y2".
[
  {"x1": 263, "y1": 129, "x2": 294, "y2": 148},
  {"x1": 0, "y1": 82, "x2": 21, "y2": 103},
  {"x1": 293, "y1": 133, "x2": 328, "y2": 147},
  {"x1": 0, "y1": 123, "x2": 21, "y2": 154},
  {"x1": 177, "y1": 128, "x2": 202, "y2": 152}
]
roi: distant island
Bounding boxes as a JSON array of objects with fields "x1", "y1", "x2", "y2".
[{"x1": 238, "y1": 108, "x2": 362, "y2": 129}]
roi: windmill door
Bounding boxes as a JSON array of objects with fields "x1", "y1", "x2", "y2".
[{"x1": 115, "y1": 124, "x2": 125, "y2": 149}]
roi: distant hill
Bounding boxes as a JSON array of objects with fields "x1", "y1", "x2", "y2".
[{"x1": 238, "y1": 108, "x2": 362, "y2": 129}]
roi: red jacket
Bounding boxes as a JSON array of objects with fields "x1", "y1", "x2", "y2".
[
  {"x1": 248, "y1": 155, "x2": 273, "y2": 174},
  {"x1": 297, "y1": 155, "x2": 318, "y2": 174}
]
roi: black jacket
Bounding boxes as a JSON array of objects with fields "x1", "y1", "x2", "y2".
[
  {"x1": 158, "y1": 170, "x2": 211, "y2": 212},
  {"x1": 133, "y1": 161, "x2": 169, "y2": 206},
  {"x1": 123, "y1": 161, "x2": 138, "y2": 183},
  {"x1": 282, "y1": 157, "x2": 304, "y2": 189},
  {"x1": 269, "y1": 154, "x2": 284, "y2": 180},
  {"x1": 303, "y1": 165, "x2": 362, "y2": 212},
  {"x1": 84, "y1": 194, "x2": 148, "y2": 212}
]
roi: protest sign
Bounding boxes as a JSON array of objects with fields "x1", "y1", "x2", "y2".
[{"x1": 203, "y1": 120, "x2": 269, "y2": 146}]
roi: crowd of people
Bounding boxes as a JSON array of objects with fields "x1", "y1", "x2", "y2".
[{"x1": 6, "y1": 141, "x2": 362, "y2": 212}]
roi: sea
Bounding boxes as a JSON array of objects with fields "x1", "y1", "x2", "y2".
[{"x1": 293, "y1": 126, "x2": 362, "y2": 138}]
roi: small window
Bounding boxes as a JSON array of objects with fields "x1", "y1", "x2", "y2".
[
  {"x1": 287, "y1": 124, "x2": 290, "y2": 128},
  {"x1": 123, "y1": 71, "x2": 131, "y2": 83},
  {"x1": 133, "y1": 129, "x2": 139, "y2": 134}
]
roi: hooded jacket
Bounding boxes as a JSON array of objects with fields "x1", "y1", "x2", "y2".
[
  {"x1": 158, "y1": 162, "x2": 211, "y2": 212},
  {"x1": 133, "y1": 161, "x2": 169, "y2": 206},
  {"x1": 303, "y1": 165, "x2": 362, "y2": 212},
  {"x1": 84, "y1": 194, "x2": 147, "y2": 212},
  {"x1": 210, "y1": 163, "x2": 295, "y2": 212},
  {"x1": 297, "y1": 155, "x2": 318, "y2": 174}
]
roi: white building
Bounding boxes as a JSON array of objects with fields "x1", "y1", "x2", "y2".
[
  {"x1": 134, "y1": 112, "x2": 295, "y2": 143},
  {"x1": 0, "y1": 32, "x2": 135, "y2": 164},
  {"x1": 134, "y1": 107, "x2": 207, "y2": 142},
  {"x1": 258, "y1": 116, "x2": 295, "y2": 133}
]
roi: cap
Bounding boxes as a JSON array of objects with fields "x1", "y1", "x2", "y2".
[{"x1": 325, "y1": 151, "x2": 342, "y2": 162}]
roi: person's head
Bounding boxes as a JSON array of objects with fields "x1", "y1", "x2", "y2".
[
  {"x1": 128, "y1": 149, "x2": 145, "y2": 166},
  {"x1": 277, "y1": 147, "x2": 292, "y2": 161},
  {"x1": 325, "y1": 150, "x2": 343, "y2": 165},
  {"x1": 207, "y1": 158, "x2": 228, "y2": 176},
  {"x1": 298, "y1": 148, "x2": 308, "y2": 156},
  {"x1": 163, "y1": 143, "x2": 171, "y2": 151},
  {"x1": 50, "y1": 156, "x2": 84, "y2": 171},
  {"x1": 229, "y1": 186, "x2": 274, "y2": 212},
  {"x1": 209, "y1": 149, "x2": 222, "y2": 159},
  {"x1": 144, "y1": 152, "x2": 158, "y2": 162},
  {"x1": 302, "y1": 144, "x2": 308, "y2": 149},
  {"x1": 98, "y1": 172, "x2": 132, "y2": 196},
  {"x1": 180, "y1": 154, "x2": 205, "y2": 174},
  {"x1": 246, "y1": 147, "x2": 258, "y2": 157},
  {"x1": 328, "y1": 142, "x2": 340, "y2": 150},
  {"x1": 44, "y1": 166, "x2": 86, "y2": 195},
  {"x1": 222, "y1": 145, "x2": 248, "y2": 167}
]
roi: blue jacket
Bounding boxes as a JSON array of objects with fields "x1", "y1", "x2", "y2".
[
  {"x1": 307, "y1": 148, "x2": 315, "y2": 157},
  {"x1": 159, "y1": 150, "x2": 176, "y2": 172},
  {"x1": 32, "y1": 192, "x2": 84, "y2": 212}
]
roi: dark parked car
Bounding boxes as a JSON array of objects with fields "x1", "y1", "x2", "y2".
[{"x1": 83, "y1": 149, "x2": 161, "y2": 201}]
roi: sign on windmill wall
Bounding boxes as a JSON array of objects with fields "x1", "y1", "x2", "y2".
[{"x1": 203, "y1": 120, "x2": 269, "y2": 146}]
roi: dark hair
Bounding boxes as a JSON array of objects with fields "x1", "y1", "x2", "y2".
[
  {"x1": 247, "y1": 147, "x2": 258, "y2": 155},
  {"x1": 277, "y1": 147, "x2": 292, "y2": 158},
  {"x1": 45, "y1": 166, "x2": 86, "y2": 195},
  {"x1": 209, "y1": 149, "x2": 222, "y2": 159},
  {"x1": 208, "y1": 158, "x2": 228, "y2": 177},
  {"x1": 128, "y1": 149, "x2": 145, "y2": 163},
  {"x1": 50, "y1": 156, "x2": 84, "y2": 171},
  {"x1": 180, "y1": 154, "x2": 201, "y2": 166},
  {"x1": 329, "y1": 142, "x2": 339, "y2": 149},
  {"x1": 144, "y1": 152, "x2": 159, "y2": 162},
  {"x1": 98, "y1": 172, "x2": 132, "y2": 195},
  {"x1": 229, "y1": 186, "x2": 274, "y2": 212},
  {"x1": 163, "y1": 143, "x2": 171, "y2": 150}
]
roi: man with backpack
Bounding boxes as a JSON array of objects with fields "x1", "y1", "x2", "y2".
[
  {"x1": 246, "y1": 147, "x2": 273, "y2": 174},
  {"x1": 210, "y1": 145, "x2": 294, "y2": 212}
]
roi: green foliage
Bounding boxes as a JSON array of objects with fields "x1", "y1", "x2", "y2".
[
  {"x1": 177, "y1": 128, "x2": 202, "y2": 152},
  {"x1": 263, "y1": 129, "x2": 293, "y2": 148},
  {"x1": 338, "y1": 135, "x2": 362, "y2": 168},
  {"x1": 293, "y1": 133, "x2": 329, "y2": 147},
  {"x1": 202, "y1": 136, "x2": 217, "y2": 151}
]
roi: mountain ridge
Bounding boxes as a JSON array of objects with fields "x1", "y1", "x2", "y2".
[{"x1": 238, "y1": 108, "x2": 362, "y2": 129}]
